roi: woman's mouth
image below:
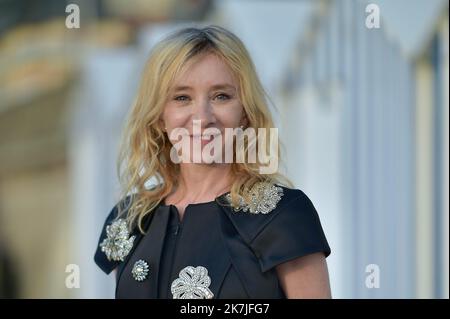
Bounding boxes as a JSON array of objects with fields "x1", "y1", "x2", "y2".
[{"x1": 190, "y1": 133, "x2": 221, "y2": 144}]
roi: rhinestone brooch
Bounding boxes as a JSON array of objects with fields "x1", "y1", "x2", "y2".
[
  {"x1": 100, "y1": 218, "x2": 136, "y2": 262},
  {"x1": 131, "y1": 260, "x2": 149, "y2": 282},
  {"x1": 225, "y1": 182, "x2": 284, "y2": 214},
  {"x1": 171, "y1": 266, "x2": 214, "y2": 299}
]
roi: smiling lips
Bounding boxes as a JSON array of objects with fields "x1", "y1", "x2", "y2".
[{"x1": 190, "y1": 134, "x2": 221, "y2": 141}]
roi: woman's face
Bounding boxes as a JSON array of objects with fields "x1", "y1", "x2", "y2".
[{"x1": 162, "y1": 53, "x2": 247, "y2": 163}]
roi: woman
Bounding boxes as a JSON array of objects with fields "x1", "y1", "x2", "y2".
[{"x1": 94, "y1": 25, "x2": 331, "y2": 299}]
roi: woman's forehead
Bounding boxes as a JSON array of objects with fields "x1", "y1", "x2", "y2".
[{"x1": 170, "y1": 53, "x2": 237, "y2": 90}]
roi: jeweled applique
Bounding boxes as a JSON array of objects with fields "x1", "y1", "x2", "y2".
[
  {"x1": 225, "y1": 182, "x2": 284, "y2": 214},
  {"x1": 171, "y1": 266, "x2": 214, "y2": 299},
  {"x1": 131, "y1": 259, "x2": 149, "y2": 281},
  {"x1": 100, "y1": 218, "x2": 135, "y2": 262}
]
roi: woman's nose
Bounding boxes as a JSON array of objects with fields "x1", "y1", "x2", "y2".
[{"x1": 191, "y1": 97, "x2": 216, "y2": 125}]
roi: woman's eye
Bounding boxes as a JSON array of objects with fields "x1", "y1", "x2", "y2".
[
  {"x1": 215, "y1": 93, "x2": 230, "y2": 101},
  {"x1": 174, "y1": 95, "x2": 190, "y2": 102}
]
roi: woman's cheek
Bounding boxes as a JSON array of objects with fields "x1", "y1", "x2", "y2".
[
  {"x1": 224, "y1": 105, "x2": 246, "y2": 125},
  {"x1": 163, "y1": 106, "x2": 190, "y2": 128}
]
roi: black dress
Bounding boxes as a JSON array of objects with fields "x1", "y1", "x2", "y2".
[{"x1": 94, "y1": 185, "x2": 331, "y2": 299}]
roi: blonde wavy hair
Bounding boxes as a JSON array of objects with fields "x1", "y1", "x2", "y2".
[{"x1": 117, "y1": 25, "x2": 292, "y2": 233}]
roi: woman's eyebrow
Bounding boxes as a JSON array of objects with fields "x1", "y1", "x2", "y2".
[
  {"x1": 209, "y1": 84, "x2": 236, "y2": 91},
  {"x1": 172, "y1": 85, "x2": 193, "y2": 92},
  {"x1": 172, "y1": 84, "x2": 237, "y2": 92}
]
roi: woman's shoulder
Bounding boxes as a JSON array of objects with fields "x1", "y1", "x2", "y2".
[
  {"x1": 225, "y1": 183, "x2": 318, "y2": 217},
  {"x1": 274, "y1": 185, "x2": 314, "y2": 211},
  {"x1": 221, "y1": 183, "x2": 331, "y2": 272},
  {"x1": 275, "y1": 185, "x2": 322, "y2": 219},
  {"x1": 221, "y1": 184, "x2": 323, "y2": 241}
]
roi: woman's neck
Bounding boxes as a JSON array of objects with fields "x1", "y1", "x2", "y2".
[{"x1": 168, "y1": 163, "x2": 232, "y2": 204}]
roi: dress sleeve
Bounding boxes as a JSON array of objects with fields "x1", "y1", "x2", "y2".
[
  {"x1": 250, "y1": 191, "x2": 331, "y2": 273},
  {"x1": 93, "y1": 200, "x2": 127, "y2": 275}
]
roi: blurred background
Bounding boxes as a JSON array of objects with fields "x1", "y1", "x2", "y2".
[{"x1": 0, "y1": 0, "x2": 448, "y2": 298}]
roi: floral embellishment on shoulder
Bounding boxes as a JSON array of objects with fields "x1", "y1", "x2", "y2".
[
  {"x1": 225, "y1": 182, "x2": 284, "y2": 215},
  {"x1": 100, "y1": 218, "x2": 136, "y2": 262},
  {"x1": 171, "y1": 266, "x2": 214, "y2": 299}
]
